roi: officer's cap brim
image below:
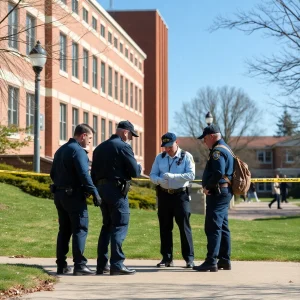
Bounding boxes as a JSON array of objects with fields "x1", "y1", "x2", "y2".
[
  {"x1": 161, "y1": 141, "x2": 175, "y2": 147},
  {"x1": 197, "y1": 134, "x2": 205, "y2": 140},
  {"x1": 131, "y1": 130, "x2": 139, "y2": 137}
]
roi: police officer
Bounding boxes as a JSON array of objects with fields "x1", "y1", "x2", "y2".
[
  {"x1": 50, "y1": 123, "x2": 101, "y2": 276},
  {"x1": 91, "y1": 120, "x2": 141, "y2": 275},
  {"x1": 150, "y1": 132, "x2": 195, "y2": 268},
  {"x1": 193, "y1": 124, "x2": 234, "y2": 272}
]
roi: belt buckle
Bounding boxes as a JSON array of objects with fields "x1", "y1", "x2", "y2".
[{"x1": 168, "y1": 189, "x2": 174, "y2": 194}]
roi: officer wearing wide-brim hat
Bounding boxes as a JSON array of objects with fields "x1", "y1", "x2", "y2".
[
  {"x1": 193, "y1": 124, "x2": 234, "y2": 272},
  {"x1": 150, "y1": 132, "x2": 195, "y2": 269}
]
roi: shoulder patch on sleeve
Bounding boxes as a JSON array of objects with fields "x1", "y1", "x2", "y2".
[{"x1": 212, "y1": 151, "x2": 220, "y2": 160}]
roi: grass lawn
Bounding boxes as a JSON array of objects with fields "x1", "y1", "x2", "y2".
[
  {"x1": 0, "y1": 183, "x2": 300, "y2": 262},
  {"x1": 0, "y1": 264, "x2": 56, "y2": 296}
]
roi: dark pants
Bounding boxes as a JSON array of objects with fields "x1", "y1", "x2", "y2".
[
  {"x1": 205, "y1": 187, "x2": 232, "y2": 265},
  {"x1": 54, "y1": 190, "x2": 88, "y2": 268},
  {"x1": 97, "y1": 182, "x2": 130, "y2": 270},
  {"x1": 269, "y1": 194, "x2": 281, "y2": 208},
  {"x1": 281, "y1": 192, "x2": 288, "y2": 203},
  {"x1": 157, "y1": 189, "x2": 194, "y2": 263}
]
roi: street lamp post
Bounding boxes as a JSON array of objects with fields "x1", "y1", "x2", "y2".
[
  {"x1": 205, "y1": 112, "x2": 213, "y2": 126},
  {"x1": 29, "y1": 41, "x2": 47, "y2": 173}
]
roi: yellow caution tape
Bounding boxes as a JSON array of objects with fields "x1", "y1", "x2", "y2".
[{"x1": 0, "y1": 170, "x2": 299, "y2": 183}]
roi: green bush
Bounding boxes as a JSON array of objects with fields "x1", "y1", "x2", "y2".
[{"x1": 129, "y1": 200, "x2": 140, "y2": 209}]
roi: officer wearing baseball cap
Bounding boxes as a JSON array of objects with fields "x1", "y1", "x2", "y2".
[
  {"x1": 91, "y1": 120, "x2": 141, "y2": 275},
  {"x1": 150, "y1": 132, "x2": 195, "y2": 269},
  {"x1": 193, "y1": 124, "x2": 234, "y2": 272}
]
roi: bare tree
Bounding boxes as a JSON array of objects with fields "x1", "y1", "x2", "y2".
[{"x1": 210, "y1": 0, "x2": 300, "y2": 111}]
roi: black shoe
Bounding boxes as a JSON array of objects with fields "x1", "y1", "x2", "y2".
[
  {"x1": 57, "y1": 266, "x2": 72, "y2": 275},
  {"x1": 156, "y1": 260, "x2": 174, "y2": 267},
  {"x1": 185, "y1": 261, "x2": 195, "y2": 268},
  {"x1": 217, "y1": 261, "x2": 231, "y2": 270},
  {"x1": 268, "y1": 203, "x2": 271, "y2": 209},
  {"x1": 193, "y1": 262, "x2": 218, "y2": 272},
  {"x1": 73, "y1": 265, "x2": 95, "y2": 276},
  {"x1": 278, "y1": 207, "x2": 283, "y2": 209},
  {"x1": 110, "y1": 266, "x2": 136, "y2": 276},
  {"x1": 96, "y1": 264, "x2": 110, "y2": 275}
]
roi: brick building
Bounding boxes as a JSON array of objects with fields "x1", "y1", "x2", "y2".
[
  {"x1": 0, "y1": 1, "x2": 169, "y2": 174},
  {"x1": 109, "y1": 9, "x2": 169, "y2": 174}
]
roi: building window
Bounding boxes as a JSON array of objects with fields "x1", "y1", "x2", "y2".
[
  {"x1": 101, "y1": 118, "x2": 106, "y2": 142},
  {"x1": 83, "y1": 7, "x2": 88, "y2": 23},
  {"x1": 120, "y1": 75, "x2": 124, "y2": 103},
  {"x1": 139, "y1": 89, "x2": 142, "y2": 113},
  {"x1": 60, "y1": 33, "x2": 67, "y2": 72},
  {"x1": 130, "y1": 83, "x2": 133, "y2": 108},
  {"x1": 92, "y1": 16, "x2": 97, "y2": 30},
  {"x1": 8, "y1": 3, "x2": 18, "y2": 49},
  {"x1": 286, "y1": 150, "x2": 294, "y2": 163},
  {"x1": 109, "y1": 120, "x2": 113, "y2": 137},
  {"x1": 130, "y1": 53, "x2": 133, "y2": 62},
  {"x1": 135, "y1": 86, "x2": 138, "y2": 110},
  {"x1": 125, "y1": 48, "x2": 128, "y2": 58},
  {"x1": 135, "y1": 57, "x2": 137, "y2": 66},
  {"x1": 61, "y1": 0, "x2": 66, "y2": 4},
  {"x1": 139, "y1": 61, "x2": 142, "y2": 71},
  {"x1": 257, "y1": 150, "x2": 272, "y2": 164},
  {"x1": 72, "y1": 0, "x2": 78, "y2": 14},
  {"x1": 100, "y1": 24, "x2": 105, "y2": 38},
  {"x1": 72, "y1": 42, "x2": 78, "y2": 78},
  {"x1": 135, "y1": 134, "x2": 138, "y2": 155},
  {"x1": 140, "y1": 132, "x2": 142, "y2": 156},
  {"x1": 26, "y1": 93, "x2": 34, "y2": 134},
  {"x1": 83, "y1": 49, "x2": 88, "y2": 84},
  {"x1": 114, "y1": 71, "x2": 118, "y2": 100},
  {"x1": 258, "y1": 181, "x2": 272, "y2": 192},
  {"x1": 125, "y1": 79, "x2": 129, "y2": 105},
  {"x1": 83, "y1": 112, "x2": 89, "y2": 124},
  {"x1": 72, "y1": 107, "x2": 78, "y2": 134},
  {"x1": 93, "y1": 115, "x2": 98, "y2": 147},
  {"x1": 26, "y1": 14, "x2": 35, "y2": 55},
  {"x1": 108, "y1": 67, "x2": 112, "y2": 97},
  {"x1": 101, "y1": 62, "x2": 105, "y2": 93},
  {"x1": 114, "y1": 37, "x2": 118, "y2": 49},
  {"x1": 60, "y1": 103, "x2": 67, "y2": 140},
  {"x1": 120, "y1": 42, "x2": 123, "y2": 53},
  {"x1": 108, "y1": 32, "x2": 112, "y2": 44},
  {"x1": 92, "y1": 56, "x2": 98, "y2": 89},
  {"x1": 8, "y1": 86, "x2": 19, "y2": 125}
]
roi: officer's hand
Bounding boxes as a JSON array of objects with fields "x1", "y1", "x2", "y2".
[
  {"x1": 163, "y1": 172, "x2": 175, "y2": 179},
  {"x1": 158, "y1": 178, "x2": 168, "y2": 186},
  {"x1": 93, "y1": 195, "x2": 102, "y2": 207},
  {"x1": 203, "y1": 187, "x2": 211, "y2": 195}
]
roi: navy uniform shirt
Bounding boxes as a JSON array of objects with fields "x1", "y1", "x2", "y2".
[
  {"x1": 91, "y1": 134, "x2": 141, "y2": 182},
  {"x1": 202, "y1": 139, "x2": 234, "y2": 191},
  {"x1": 50, "y1": 138, "x2": 99, "y2": 197},
  {"x1": 150, "y1": 147, "x2": 195, "y2": 189}
]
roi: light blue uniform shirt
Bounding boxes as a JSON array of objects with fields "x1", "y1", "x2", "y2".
[{"x1": 150, "y1": 147, "x2": 195, "y2": 189}]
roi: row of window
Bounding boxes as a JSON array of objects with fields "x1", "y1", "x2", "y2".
[
  {"x1": 60, "y1": 33, "x2": 143, "y2": 112},
  {"x1": 60, "y1": 103, "x2": 143, "y2": 156},
  {"x1": 257, "y1": 150, "x2": 296, "y2": 164},
  {"x1": 8, "y1": 3, "x2": 35, "y2": 55},
  {"x1": 64, "y1": 0, "x2": 143, "y2": 70}
]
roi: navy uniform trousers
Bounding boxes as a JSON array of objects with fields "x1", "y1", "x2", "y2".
[
  {"x1": 97, "y1": 182, "x2": 130, "y2": 270},
  {"x1": 205, "y1": 187, "x2": 232, "y2": 265},
  {"x1": 157, "y1": 189, "x2": 194, "y2": 263},
  {"x1": 54, "y1": 190, "x2": 88, "y2": 268}
]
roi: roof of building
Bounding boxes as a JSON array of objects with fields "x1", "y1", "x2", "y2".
[{"x1": 177, "y1": 136, "x2": 291, "y2": 149}]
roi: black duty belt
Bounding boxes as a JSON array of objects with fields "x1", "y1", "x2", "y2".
[
  {"x1": 97, "y1": 179, "x2": 110, "y2": 185},
  {"x1": 96, "y1": 179, "x2": 130, "y2": 186},
  {"x1": 159, "y1": 186, "x2": 186, "y2": 194}
]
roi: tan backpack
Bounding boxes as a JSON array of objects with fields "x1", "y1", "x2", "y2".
[{"x1": 214, "y1": 145, "x2": 251, "y2": 195}]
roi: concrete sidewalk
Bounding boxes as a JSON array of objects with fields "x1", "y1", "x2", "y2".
[
  {"x1": 229, "y1": 201, "x2": 300, "y2": 220},
  {"x1": 0, "y1": 257, "x2": 299, "y2": 299}
]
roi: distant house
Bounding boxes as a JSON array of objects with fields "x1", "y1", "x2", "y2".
[{"x1": 177, "y1": 136, "x2": 300, "y2": 195}]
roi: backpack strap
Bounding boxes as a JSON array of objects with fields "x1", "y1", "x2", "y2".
[
  {"x1": 161, "y1": 151, "x2": 167, "y2": 158},
  {"x1": 176, "y1": 150, "x2": 186, "y2": 165},
  {"x1": 213, "y1": 145, "x2": 234, "y2": 185}
]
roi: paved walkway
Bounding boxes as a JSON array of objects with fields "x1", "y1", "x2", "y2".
[
  {"x1": 0, "y1": 257, "x2": 299, "y2": 300},
  {"x1": 229, "y1": 201, "x2": 300, "y2": 220}
]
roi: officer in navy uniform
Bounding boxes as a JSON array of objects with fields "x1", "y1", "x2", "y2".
[
  {"x1": 193, "y1": 124, "x2": 234, "y2": 272},
  {"x1": 150, "y1": 132, "x2": 195, "y2": 268},
  {"x1": 50, "y1": 124, "x2": 102, "y2": 276},
  {"x1": 91, "y1": 120, "x2": 141, "y2": 275}
]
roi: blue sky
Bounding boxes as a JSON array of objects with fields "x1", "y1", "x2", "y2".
[{"x1": 99, "y1": 0, "x2": 285, "y2": 136}]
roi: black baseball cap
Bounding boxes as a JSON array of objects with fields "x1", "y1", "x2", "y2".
[
  {"x1": 198, "y1": 124, "x2": 220, "y2": 139},
  {"x1": 117, "y1": 120, "x2": 139, "y2": 137},
  {"x1": 161, "y1": 132, "x2": 177, "y2": 147}
]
